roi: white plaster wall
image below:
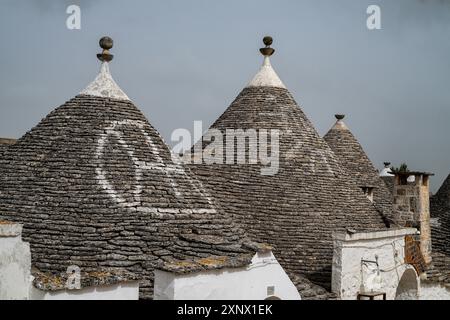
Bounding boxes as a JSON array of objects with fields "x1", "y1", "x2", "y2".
[
  {"x1": 30, "y1": 281, "x2": 139, "y2": 300},
  {"x1": 154, "y1": 251, "x2": 300, "y2": 300},
  {"x1": 332, "y1": 229, "x2": 419, "y2": 300},
  {"x1": 419, "y1": 282, "x2": 450, "y2": 300},
  {"x1": 0, "y1": 226, "x2": 31, "y2": 300}
]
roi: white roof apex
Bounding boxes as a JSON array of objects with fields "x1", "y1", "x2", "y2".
[
  {"x1": 80, "y1": 62, "x2": 130, "y2": 101},
  {"x1": 330, "y1": 115, "x2": 349, "y2": 130},
  {"x1": 331, "y1": 119, "x2": 349, "y2": 131},
  {"x1": 247, "y1": 56, "x2": 286, "y2": 89},
  {"x1": 380, "y1": 167, "x2": 394, "y2": 177},
  {"x1": 380, "y1": 163, "x2": 394, "y2": 177}
]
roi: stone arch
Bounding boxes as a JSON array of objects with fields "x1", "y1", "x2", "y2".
[
  {"x1": 395, "y1": 268, "x2": 419, "y2": 300},
  {"x1": 265, "y1": 296, "x2": 281, "y2": 300}
]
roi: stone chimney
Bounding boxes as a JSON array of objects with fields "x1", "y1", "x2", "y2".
[
  {"x1": 0, "y1": 221, "x2": 31, "y2": 299},
  {"x1": 392, "y1": 171, "x2": 433, "y2": 265}
]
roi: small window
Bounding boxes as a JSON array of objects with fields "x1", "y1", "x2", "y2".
[
  {"x1": 399, "y1": 176, "x2": 408, "y2": 185},
  {"x1": 361, "y1": 187, "x2": 374, "y2": 202},
  {"x1": 267, "y1": 286, "x2": 275, "y2": 296},
  {"x1": 367, "y1": 188, "x2": 374, "y2": 202}
]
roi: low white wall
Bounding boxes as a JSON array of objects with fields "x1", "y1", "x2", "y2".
[
  {"x1": 154, "y1": 251, "x2": 300, "y2": 300},
  {"x1": 332, "y1": 228, "x2": 419, "y2": 300},
  {"x1": 0, "y1": 223, "x2": 31, "y2": 300},
  {"x1": 420, "y1": 282, "x2": 450, "y2": 300},
  {"x1": 30, "y1": 281, "x2": 140, "y2": 300}
]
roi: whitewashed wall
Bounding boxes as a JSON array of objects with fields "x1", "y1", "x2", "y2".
[
  {"x1": 154, "y1": 251, "x2": 300, "y2": 300},
  {"x1": 0, "y1": 223, "x2": 31, "y2": 300},
  {"x1": 30, "y1": 282, "x2": 140, "y2": 300},
  {"x1": 332, "y1": 228, "x2": 420, "y2": 300}
]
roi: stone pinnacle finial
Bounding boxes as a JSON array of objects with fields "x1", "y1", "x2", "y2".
[
  {"x1": 335, "y1": 114, "x2": 345, "y2": 120},
  {"x1": 97, "y1": 36, "x2": 114, "y2": 62},
  {"x1": 260, "y1": 36, "x2": 275, "y2": 57}
]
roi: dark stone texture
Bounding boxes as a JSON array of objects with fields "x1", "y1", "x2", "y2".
[
  {"x1": 323, "y1": 123, "x2": 395, "y2": 226},
  {"x1": 0, "y1": 95, "x2": 254, "y2": 299},
  {"x1": 188, "y1": 86, "x2": 389, "y2": 292}
]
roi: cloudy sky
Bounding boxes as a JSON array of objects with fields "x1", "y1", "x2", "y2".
[{"x1": 0, "y1": 0, "x2": 449, "y2": 192}]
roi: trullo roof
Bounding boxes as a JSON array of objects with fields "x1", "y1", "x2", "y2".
[
  {"x1": 0, "y1": 37, "x2": 256, "y2": 299},
  {"x1": 189, "y1": 37, "x2": 389, "y2": 290}
]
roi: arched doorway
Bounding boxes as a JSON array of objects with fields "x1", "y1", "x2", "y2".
[{"x1": 395, "y1": 268, "x2": 418, "y2": 300}]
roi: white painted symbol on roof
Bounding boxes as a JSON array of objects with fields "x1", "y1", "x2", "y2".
[{"x1": 95, "y1": 120, "x2": 214, "y2": 213}]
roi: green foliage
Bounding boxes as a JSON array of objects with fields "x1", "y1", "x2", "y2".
[{"x1": 391, "y1": 163, "x2": 409, "y2": 173}]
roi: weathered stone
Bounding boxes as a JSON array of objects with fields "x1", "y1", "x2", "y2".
[
  {"x1": 0, "y1": 94, "x2": 255, "y2": 299},
  {"x1": 188, "y1": 86, "x2": 388, "y2": 293}
]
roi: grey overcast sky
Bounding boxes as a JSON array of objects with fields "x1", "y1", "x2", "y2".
[{"x1": 0, "y1": 0, "x2": 449, "y2": 192}]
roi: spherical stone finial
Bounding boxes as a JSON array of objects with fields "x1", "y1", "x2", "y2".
[
  {"x1": 97, "y1": 36, "x2": 114, "y2": 63},
  {"x1": 335, "y1": 114, "x2": 345, "y2": 120},
  {"x1": 260, "y1": 36, "x2": 275, "y2": 57},
  {"x1": 263, "y1": 36, "x2": 273, "y2": 47},
  {"x1": 99, "y1": 36, "x2": 113, "y2": 50}
]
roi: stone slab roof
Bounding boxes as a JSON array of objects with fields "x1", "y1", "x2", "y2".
[
  {"x1": 425, "y1": 252, "x2": 450, "y2": 285},
  {"x1": 189, "y1": 84, "x2": 389, "y2": 289},
  {"x1": 430, "y1": 174, "x2": 450, "y2": 255},
  {"x1": 287, "y1": 272, "x2": 336, "y2": 300},
  {"x1": 32, "y1": 268, "x2": 141, "y2": 291},
  {"x1": 0, "y1": 93, "x2": 255, "y2": 299},
  {"x1": 432, "y1": 174, "x2": 450, "y2": 217},
  {"x1": 429, "y1": 174, "x2": 450, "y2": 283},
  {"x1": 323, "y1": 117, "x2": 395, "y2": 225}
]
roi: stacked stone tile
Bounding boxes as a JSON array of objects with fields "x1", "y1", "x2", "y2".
[
  {"x1": 323, "y1": 116, "x2": 394, "y2": 225},
  {"x1": 432, "y1": 174, "x2": 450, "y2": 220},
  {"x1": 0, "y1": 138, "x2": 16, "y2": 153},
  {"x1": 429, "y1": 174, "x2": 450, "y2": 282},
  {"x1": 188, "y1": 40, "x2": 389, "y2": 290},
  {"x1": 431, "y1": 174, "x2": 450, "y2": 255},
  {"x1": 0, "y1": 41, "x2": 256, "y2": 299}
]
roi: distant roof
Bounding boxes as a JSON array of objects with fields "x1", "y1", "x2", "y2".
[
  {"x1": 0, "y1": 138, "x2": 17, "y2": 153},
  {"x1": 323, "y1": 115, "x2": 395, "y2": 225},
  {"x1": 429, "y1": 174, "x2": 450, "y2": 284},
  {"x1": 324, "y1": 116, "x2": 380, "y2": 187},
  {"x1": 0, "y1": 138, "x2": 17, "y2": 145},
  {"x1": 189, "y1": 38, "x2": 388, "y2": 289},
  {"x1": 433, "y1": 174, "x2": 450, "y2": 215},
  {"x1": 430, "y1": 174, "x2": 450, "y2": 253},
  {"x1": 0, "y1": 38, "x2": 255, "y2": 298}
]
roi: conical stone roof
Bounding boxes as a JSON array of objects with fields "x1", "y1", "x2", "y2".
[
  {"x1": 431, "y1": 174, "x2": 450, "y2": 256},
  {"x1": 428, "y1": 175, "x2": 450, "y2": 284},
  {"x1": 432, "y1": 174, "x2": 450, "y2": 216},
  {"x1": 0, "y1": 38, "x2": 255, "y2": 299},
  {"x1": 323, "y1": 116, "x2": 395, "y2": 225},
  {"x1": 188, "y1": 39, "x2": 388, "y2": 289}
]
